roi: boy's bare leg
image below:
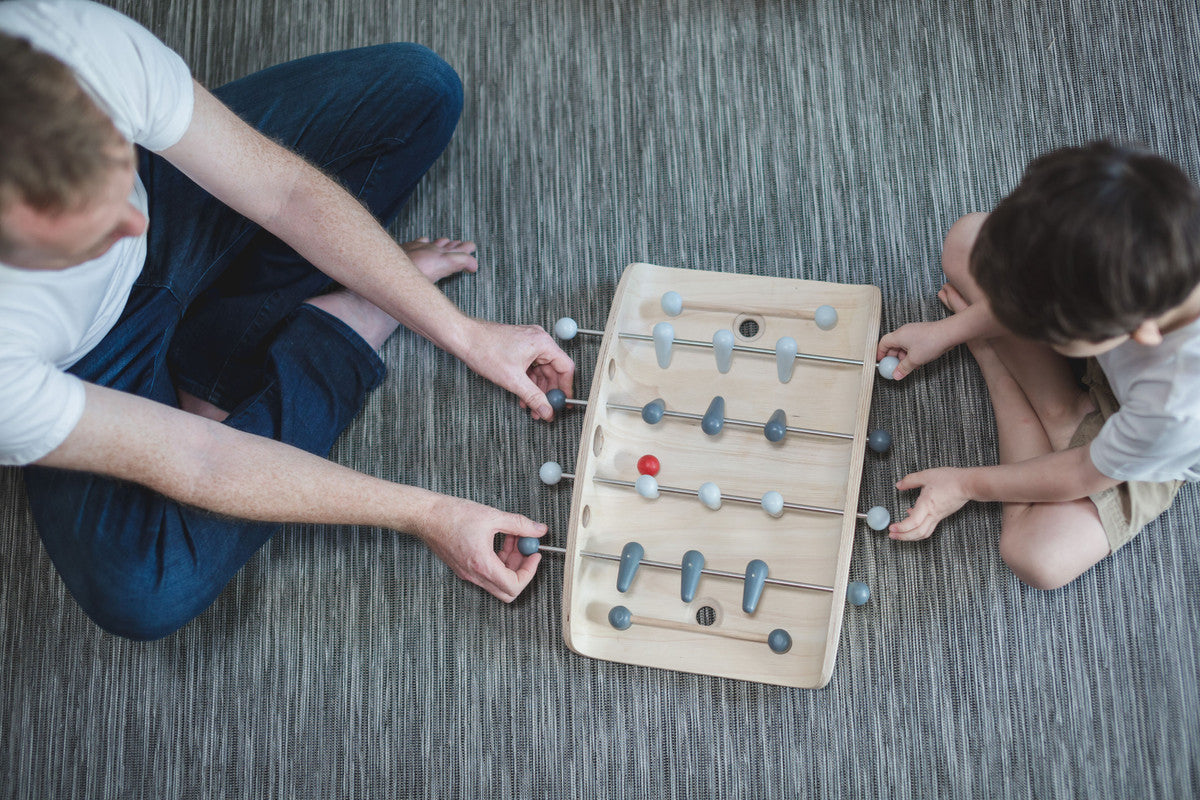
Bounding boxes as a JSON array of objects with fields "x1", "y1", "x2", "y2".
[
  {"x1": 941, "y1": 214, "x2": 1095, "y2": 450},
  {"x1": 940, "y1": 283, "x2": 1110, "y2": 589},
  {"x1": 178, "y1": 237, "x2": 477, "y2": 421}
]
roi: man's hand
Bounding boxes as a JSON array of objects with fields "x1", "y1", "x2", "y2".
[
  {"x1": 460, "y1": 320, "x2": 575, "y2": 421},
  {"x1": 888, "y1": 467, "x2": 971, "y2": 541},
  {"x1": 876, "y1": 320, "x2": 956, "y2": 382},
  {"x1": 415, "y1": 494, "x2": 548, "y2": 602}
]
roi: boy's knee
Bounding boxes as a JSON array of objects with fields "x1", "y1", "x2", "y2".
[
  {"x1": 998, "y1": 525, "x2": 1093, "y2": 591},
  {"x1": 941, "y1": 212, "x2": 988, "y2": 285}
]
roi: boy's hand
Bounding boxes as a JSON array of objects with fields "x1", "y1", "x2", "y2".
[
  {"x1": 414, "y1": 494, "x2": 547, "y2": 602},
  {"x1": 889, "y1": 467, "x2": 971, "y2": 540},
  {"x1": 876, "y1": 321, "x2": 955, "y2": 381}
]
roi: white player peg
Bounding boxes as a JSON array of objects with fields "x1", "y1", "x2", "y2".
[
  {"x1": 652, "y1": 322, "x2": 675, "y2": 368},
  {"x1": 635, "y1": 474, "x2": 660, "y2": 499},
  {"x1": 713, "y1": 329, "x2": 735, "y2": 373},
  {"x1": 661, "y1": 291, "x2": 684, "y2": 316},
  {"x1": 813, "y1": 304, "x2": 839, "y2": 331},
  {"x1": 698, "y1": 481, "x2": 722, "y2": 510},
  {"x1": 775, "y1": 337, "x2": 798, "y2": 383},
  {"x1": 877, "y1": 355, "x2": 900, "y2": 379},
  {"x1": 553, "y1": 317, "x2": 578, "y2": 340}
]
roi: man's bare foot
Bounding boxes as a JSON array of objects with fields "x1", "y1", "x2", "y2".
[
  {"x1": 305, "y1": 236, "x2": 477, "y2": 349},
  {"x1": 178, "y1": 389, "x2": 230, "y2": 422},
  {"x1": 403, "y1": 236, "x2": 478, "y2": 282}
]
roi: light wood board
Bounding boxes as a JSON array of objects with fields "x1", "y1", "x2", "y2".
[{"x1": 560, "y1": 263, "x2": 881, "y2": 688}]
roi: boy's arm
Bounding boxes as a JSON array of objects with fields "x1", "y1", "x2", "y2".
[
  {"x1": 35, "y1": 383, "x2": 546, "y2": 602},
  {"x1": 877, "y1": 299, "x2": 1008, "y2": 381},
  {"x1": 160, "y1": 82, "x2": 573, "y2": 419},
  {"x1": 887, "y1": 446, "x2": 1120, "y2": 541}
]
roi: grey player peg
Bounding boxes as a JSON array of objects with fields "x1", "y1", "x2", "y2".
[
  {"x1": 617, "y1": 542, "x2": 645, "y2": 592},
  {"x1": 701, "y1": 396, "x2": 726, "y2": 436},
  {"x1": 743, "y1": 559, "x2": 769, "y2": 614},
  {"x1": 681, "y1": 550, "x2": 706, "y2": 602}
]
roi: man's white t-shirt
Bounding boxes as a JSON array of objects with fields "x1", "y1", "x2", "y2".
[
  {"x1": 0, "y1": 0, "x2": 193, "y2": 465},
  {"x1": 1090, "y1": 316, "x2": 1200, "y2": 483}
]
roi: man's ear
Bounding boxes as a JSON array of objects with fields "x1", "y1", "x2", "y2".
[{"x1": 1130, "y1": 319, "x2": 1164, "y2": 346}]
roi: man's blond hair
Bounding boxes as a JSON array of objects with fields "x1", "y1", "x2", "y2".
[{"x1": 0, "y1": 31, "x2": 127, "y2": 217}]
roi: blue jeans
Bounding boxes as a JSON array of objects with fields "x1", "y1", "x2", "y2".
[{"x1": 21, "y1": 44, "x2": 463, "y2": 640}]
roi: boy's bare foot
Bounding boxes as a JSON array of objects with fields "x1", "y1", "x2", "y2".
[{"x1": 403, "y1": 236, "x2": 478, "y2": 282}]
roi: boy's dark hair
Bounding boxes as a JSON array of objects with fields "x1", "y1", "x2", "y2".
[{"x1": 970, "y1": 141, "x2": 1200, "y2": 344}]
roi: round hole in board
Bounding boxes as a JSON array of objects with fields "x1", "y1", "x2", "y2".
[
  {"x1": 734, "y1": 313, "x2": 765, "y2": 342},
  {"x1": 581, "y1": 505, "x2": 591, "y2": 527},
  {"x1": 695, "y1": 606, "x2": 716, "y2": 626},
  {"x1": 607, "y1": 358, "x2": 616, "y2": 380},
  {"x1": 592, "y1": 425, "x2": 604, "y2": 456}
]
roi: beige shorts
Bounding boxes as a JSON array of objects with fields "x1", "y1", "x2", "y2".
[{"x1": 1070, "y1": 359, "x2": 1184, "y2": 551}]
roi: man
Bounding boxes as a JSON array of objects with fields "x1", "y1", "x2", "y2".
[{"x1": 0, "y1": 0, "x2": 573, "y2": 639}]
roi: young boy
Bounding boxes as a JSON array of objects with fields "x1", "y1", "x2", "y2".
[{"x1": 877, "y1": 141, "x2": 1200, "y2": 589}]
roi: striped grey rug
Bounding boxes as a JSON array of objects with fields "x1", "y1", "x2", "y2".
[{"x1": 3, "y1": 0, "x2": 1199, "y2": 797}]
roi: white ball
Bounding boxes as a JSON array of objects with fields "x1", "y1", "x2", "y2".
[
  {"x1": 814, "y1": 305, "x2": 838, "y2": 331},
  {"x1": 635, "y1": 474, "x2": 660, "y2": 499},
  {"x1": 761, "y1": 490, "x2": 785, "y2": 517},
  {"x1": 661, "y1": 291, "x2": 684, "y2": 316},
  {"x1": 877, "y1": 355, "x2": 900, "y2": 380},
  {"x1": 539, "y1": 461, "x2": 563, "y2": 485},
  {"x1": 553, "y1": 317, "x2": 578, "y2": 340},
  {"x1": 866, "y1": 506, "x2": 891, "y2": 531},
  {"x1": 698, "y1": 481, "x2": 722, "y2": 510}
]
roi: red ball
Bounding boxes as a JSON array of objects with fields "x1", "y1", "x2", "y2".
[{"x1": 637, "y1": 454, "x2": 660, "y2": 476}]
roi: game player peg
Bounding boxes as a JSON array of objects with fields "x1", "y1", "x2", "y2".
[
  {"x1": 775, "y1": 336, "x2": 798, "y2": 383},
  {"x1": 653, "y1": 322, "x2": 675, "y2": 368},
  {"x1": 641, "y1": 398, "x2": 666, "y2": 424},
  {"x1": 877, "y1": 355, "x2": 900, "y2": 379},
  {"x1": 764, "y1": 409, "x2": 788, "y2": 442},
  {"x1": 743, "y1": 559, "x2": 769, "y2": 614},
  {"x1": 865, "y1": 506, "x2": 891, "y2": 531},
  {"x1": 761, "y1": 491, "x2": 785, "y2": 517},
  {"x1": 813, "y1": 304, "x2": 839, "y2": 331},
  {"x1": 539, "y1": 461, "x2": 565, "y2": 485},
  {"x1": 635, "y1": 474, "x2": 660, "y2": 499},
  {"x1": 867, "y1": 429, "x2": 892, "y2": 453},
  {"x1": 697, "y1": 481, "x2": 722, "y2": 510},
  {"x1": 553, "y1": 317, "x2": 578, "y2": 340},
  {"x1": 767, "y1": 629, "x2": 793, "y2": 654},
  {"x1": 681, "y1": 550, "x2": 705, "y2": 601},
  {"x1": 701, "y1": 396, "x2": 726, "y2": 435},
  {"x1": 846, "y1": 580, "x2": 871, "y2": 606},
  {"x1": 713, "y1": 329, "x2": 735, "y2": 373},
  {"x1": 661, "y1": 291, "x2": 684, "y2": 316},
  {"x1": 608, "y1": 605, "x2": 633, "y2": 630},
  {"x1": 617, "y1": 542, "x2": 645, "y2": 592},
  {"x1": 517, "y1": 536, "x2": 540, "y2": 556},
  {"x1": 546, "y1": 388, "x2": 567, "y2": 413}
]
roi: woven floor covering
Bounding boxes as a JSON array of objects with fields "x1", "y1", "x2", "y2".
[{"x1": 3, "y1": 0, "x2": 1200, "y2": 797}]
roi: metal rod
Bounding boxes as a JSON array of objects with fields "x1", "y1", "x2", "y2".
[
  {"x1": 570, "y1": 328, "x2": 863, "y2": 367},
  {"x1": 590, "y1": 475, "x2": 865, "y2": 520},
  {"x1": 534, "y1": 545, "x2": 832, "y2": 593}
]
